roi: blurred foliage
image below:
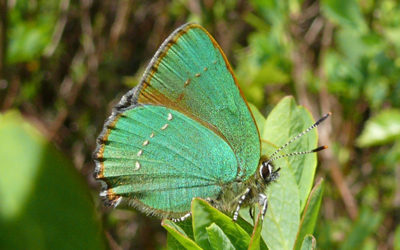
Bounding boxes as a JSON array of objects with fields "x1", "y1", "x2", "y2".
[
  {"x1": 1, "y1": 0, "x2": 400, "y2": 249},
  {"x1": 0, "y1": 111, "x2": 105, "y2": 249}
]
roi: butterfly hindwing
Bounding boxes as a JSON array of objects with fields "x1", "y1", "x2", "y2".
[
  {"x1": 95, "y1": 105, "x2": 238, "y2": 218},
  {"x1": 136, "y1": 23, "x2": 261, "y2": 179}
]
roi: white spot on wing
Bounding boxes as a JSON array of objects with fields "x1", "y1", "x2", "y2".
[
  {"x1": 135, "y1": 161, "x2": 141, "y2": 170},
  {"x1": 184, "y1": 79, "x2": 190, "y2": 87},
  {"x1": 161, "y1": 124, "x2": 168, "y2": 130}
]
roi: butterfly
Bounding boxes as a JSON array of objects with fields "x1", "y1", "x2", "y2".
[{"x1": 93, "y1": 23, "x2": 329, "y2": 222}]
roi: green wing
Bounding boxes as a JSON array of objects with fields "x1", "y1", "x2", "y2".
[
  {"x1": 135, "y1": 23, "x2": 260, "y2": 179},
  {"x1": 95, "y1": 105, "x2": 237, "y2": 218}
]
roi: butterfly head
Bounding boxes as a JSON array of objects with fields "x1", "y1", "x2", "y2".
[
  {"x1": 259, "y1": 159, "x2": 280, "y2": 184},
  {"x1": 257, "y1": 112, "x2": 331, "y2": 185}
]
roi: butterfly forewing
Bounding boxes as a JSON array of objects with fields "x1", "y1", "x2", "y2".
[{"x1": 137, "y1": 23, "x2": 260, "y2": 179}]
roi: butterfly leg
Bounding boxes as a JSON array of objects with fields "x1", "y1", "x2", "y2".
[
  {"x1": 258, "y1": 193, "x2": 268, "y2": 220},
  {"x1": 249, "y1": 206, "x2": 254, "y2": 220},
  {"x1": 206, "y1": 197, "x2": 216, "y2": 206},
  {"x1": 233, "y1": 188, "x2": 251, "y2": 221},
  {"x1": 172, "y1": 212, "x2": 191, "y2": 222}
]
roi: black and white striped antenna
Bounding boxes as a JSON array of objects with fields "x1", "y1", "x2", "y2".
[{"x1": 267, "y1": 112, "x2": 331, "y2": 163}]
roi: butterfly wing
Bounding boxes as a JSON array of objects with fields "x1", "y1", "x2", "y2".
[
  {"x1": 124, "y1": 23, "x2": 261, "y2": 179},
  {"x1": 95, "y1": 105, "x2": 237, "y2": 218}
]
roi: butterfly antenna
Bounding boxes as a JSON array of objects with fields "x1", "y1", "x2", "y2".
[
  {"x1": 268, "y1": 146, "x2": 327, "y2": 163},
  {"x1": 268, "y1": 112, "x2": 331, "y2": 160}
]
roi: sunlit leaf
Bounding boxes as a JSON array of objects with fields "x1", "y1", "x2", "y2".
[{"x1": 357, "y1": 109, "x2": 400, "y2": 147}]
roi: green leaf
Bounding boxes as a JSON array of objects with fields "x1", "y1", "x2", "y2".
[
  {"x1": 0, "y1": 111, "x2": 105, "y2": 249},
  {"x1": 384, "y1": 27, "x2": 400, "y2": 52},
  {"x1": 394, "y1": 224, "x2": 400, "y2": 250},
  {"x1": 206, "y1": 223, "x2": 235, "y2": 250},
  {"x1": 300, "y1": 235, "x2": 316, "y2": 250},
  {"x1": 249, "y1": 97, "x2": 321, "y2": 249},
  {"x1": 192, "y1": 198, "x2": 251, "y2": 249},
  {"x1": 175, "y1": 218, "x2": 196, "y2": 240},
  {"x1": 252, "y1": 61, "x2": 290, "y2": 86},
  {"x1": 294, "y1": 179, "x2": 325, "y2": 250},
  {"x1": 321, "y1": 0, "x2": 367, "y2": 31},
  {"x1": 261, "y1": 158, "x2": 299, "y2": 250},
  {"x1": 7, "y1": 2, "x2": 58, "y2": 64},
  {"x1": 261, "y1": 96, "x2": 318, "y2": 211},
  {"x1": 165, "y1": 217, "x2": 195, "y2": 246},
  {"x1": 165, "y1": 218, "x2": 194, "y2": 250},
  {"x1": 356, "y1": 109, "x2": 400, "y2": 147},
  {"x1": 249, "y1": 103, "x2": 266, "y2": 132},
  {"x1": 236, "y1": 154, "x2": 300, "y2": 249},
  {"x1": 248, "y1": 205, "x2": 263, "y2": 250},
  {"x1": 162, "y1": 220, "x2": 202, "y2": 250},
  {"x1": 167, "y1": 233, "x2": 187, "y2": 250},
  {"x1": 336, "y1": 28, "x2": 365, "y2": 67},
  {"x1": 323, "y1": 50, "x2": 363, "y2": 99},
  {"x1": 340, "y1": 207, "x2": 383, "y2": 250}
]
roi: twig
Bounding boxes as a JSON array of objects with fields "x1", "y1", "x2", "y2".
[
  {"x1": 394, "y1": 164, "x2": 400, "y2": 207},
  {"x1": 289, "y1": 3, "x2": 317, "y2": 114},
  {"x1": 48, "y1": 51, "x2": 85, "y2": 141},
  {"x1": 110, "y1": 0, "x2": 132, "y2": 46},
  {"x1": 2, "y1": 76, "x2": 18, "y2": 110},
  {"x1": 304, "y1": 17, "x2": 324, "y2": 45},
  {"x1": 105, "y1": 231, "x2": 122, "y2": 250},
  {"x1": 44, "y1": 0, "x2": 70, "y2": 57}
]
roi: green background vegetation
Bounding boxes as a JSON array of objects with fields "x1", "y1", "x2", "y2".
[{"x1": 1, "y1": 0, "x2": 400, "y2": 249}]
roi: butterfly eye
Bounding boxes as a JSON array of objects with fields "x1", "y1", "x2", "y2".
[{"x1": 260, "y1": 161, "x2": 273, "y2": 181}]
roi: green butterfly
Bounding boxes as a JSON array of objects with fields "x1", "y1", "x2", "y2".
[{"x1": 94, "y1": 23, "x2": 328, "y2": 222}]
